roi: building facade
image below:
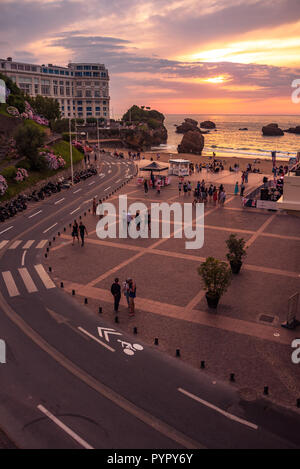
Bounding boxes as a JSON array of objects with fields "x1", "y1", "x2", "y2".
[{"x1": 0, "y1": 57, "x2": 110, "y2": 120}]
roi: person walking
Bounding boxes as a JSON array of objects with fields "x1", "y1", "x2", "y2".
[
  {"x1": 234, "y1": 181, "x2": 239, "y2": 195},
  {"x1": 123, "y1": 279, "x2": 130, "y2": 308},
  {"x1": 128, "y1": 278, "x2": 136, "y2": 317},
  {"x1": 97, "y1": 199, "x2": 103, "y2": 219},
  {"x1": 156, "y1": 179, "x2": 161, "y2": 195},
  {"x1": 178, "y1": 180, "x2": 183, "y2": 196},
  {"x1": 79, "y1": 221, "x2": 88, "y2": 247},
  {"x1": 72, "y1": 220, "x2": 79, "y2": 245},
  {"x1": 183, "y1": 182, "x2": 188, "y2": 196},
  {"x1": 111, "y1": 278, "x2": 121, "y2": 313},
  {"x1": 240, "y1": 182, "x2": 245, "y2": 197},
  {"x1": 92, "y1": 197, "x2": 97, "y2": 216},
  {"x1": 144, "y1": 179, "x2": 148, "y2": 194},
  {"x1": 213, "y1": 187, "x2": 218, "y2": 205}
]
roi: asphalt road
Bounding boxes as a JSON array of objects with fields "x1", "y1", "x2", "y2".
[{"x1": 0, "y1": 152, "x2": 299, "y2": 449}]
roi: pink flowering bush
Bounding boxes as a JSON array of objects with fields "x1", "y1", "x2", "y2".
[
  {"x1": 72, "y1": 140, "x2": 85, "y2": 153},
  {"x1": 0, "y1": 175, "x2": 8, "y2": 196},
  {"x1": 21, "y1": 102, "x2": 49, "y2": 126},
  {"x1": 15, "y1": 168, "x2": 29, "y2": 183},
  {"x1": 39, "y1": 151, "x2": 66, "y2": 170}
]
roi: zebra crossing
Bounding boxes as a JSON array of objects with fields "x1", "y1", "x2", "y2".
[
  {"x1": 1, "y1": 264, "x2": 56, "y2": 297},
  {"x1": 0, "y1": 239, "x2": 48, "y2": 251}
]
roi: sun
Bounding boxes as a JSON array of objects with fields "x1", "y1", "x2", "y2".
[{"x1": 204, "y1": 76, "x2": 227, "y2": 84}]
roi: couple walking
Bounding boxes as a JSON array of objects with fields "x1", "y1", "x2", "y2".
[
  {"x1": 110, "y1": 278, "x2": 136, "y2": 316},
  {"x1": 71, "y1": 219, "x2": 88, "y2": 246}
]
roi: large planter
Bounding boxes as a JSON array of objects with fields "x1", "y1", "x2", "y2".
[
  {"x1": 205, "y1": 292, "x2": 220, "y2": 309},
  {"x1": 230, "y1": 260, "x2": 242, "y2": 274}
]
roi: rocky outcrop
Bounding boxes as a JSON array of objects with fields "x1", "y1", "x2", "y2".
[
  {"x1": 176, "y1": 118, "x2": 200, "y2": 134},
  {"x1": 177, "y1": 130, "x2": 204, "y2": 155},
  {"x1": 262, "y1": 123, "x2": 284, "y2": 136},
  {"x1": 200, "y1": 120, "x2": 216, "y2": 129},
  {"x1": 284, "y1": 126, "x2": 300, "y2": 134},
  {"x1": 239, "y1": 128, "x2": 248, "y2": 131},
  {"x1": 120, "y1": 124, "x2": 168, "y2": 150}
]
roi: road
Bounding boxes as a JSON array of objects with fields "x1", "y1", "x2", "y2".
[{"x1": 0, "y1": 152, "x2": 299, "y2": 449}]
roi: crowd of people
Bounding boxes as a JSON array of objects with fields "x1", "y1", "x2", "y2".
[{"x1": 110, "y1": 277, "x2": 137, "y2": 317}]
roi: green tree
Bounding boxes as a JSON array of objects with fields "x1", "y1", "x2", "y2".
[
  {"x1": 14, "y1": 122, "x2": 46, "y2": 170},
  {"x1": 28, "y1": 95, "x2": 60, "y2": 120},
  {"x1": 0, "y1": 72, "x2": 26, "y2": 113}
]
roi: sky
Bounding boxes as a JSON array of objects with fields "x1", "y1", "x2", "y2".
[{"x1": 0, "y1": 0, "x2": 300, "y2": 115}]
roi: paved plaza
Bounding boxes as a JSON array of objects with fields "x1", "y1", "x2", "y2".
[{"x1": 44, "y1": 166, "x2": 300, "y2": 409}]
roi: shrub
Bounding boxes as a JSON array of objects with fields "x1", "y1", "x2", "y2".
[
  {"x1": 226, "y1": 234, "x2": 247, "y2": 264},
  {"x1": 1, "y1": 166, "x2": 17, "y2": 181},
  {"x1": 14, "y1": 122, "x2": 45, "y2": 170},
  {"x1": 198, "y1": 257, "x2": 231, "y2": 298},
  {"x1": 40, "y1": 151, "x2": 66, "y2": 170},
  {"x1": 17, "y1": 159, "x2": 31, "y2": 171},
  {"x1": 15, "y1": 167, "x2": 29, "y2": 182},
  {"x1": 0, "y1": 175, "x2": 8, "y2": 196}
]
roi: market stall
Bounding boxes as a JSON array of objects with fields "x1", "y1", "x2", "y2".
[{"x1": 168, "y1": 159, "x2": 190, "y2": 177}]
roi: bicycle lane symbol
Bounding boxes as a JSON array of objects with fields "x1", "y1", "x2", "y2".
[{"x1": 117, "y1": 340, "x2": 144, "y2": 356}]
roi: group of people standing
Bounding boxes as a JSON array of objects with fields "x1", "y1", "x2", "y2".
[
  {"x1": 71, "y1": 220, "x2": 88, "y2": 246},
  {"x1": 110, "y1": 278, "x2": 137, "y2": 317},
  {"x1": 178, "y1": 180, "x2": 227, "y2": 205}
]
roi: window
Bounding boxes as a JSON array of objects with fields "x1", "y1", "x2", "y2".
[
  {"x1": 86, "y1": 100, "x2": 92, "y2": 104},
  {"x1": 77, "y1": 100, "x2": 82, "y2": 105},
  {"x1": 49, "y1": 69, "x2": 54, "y2": 74},
  {"x1": 77, "y1": 81, "x2": 82, "y2": 86},
  {"x1": 103, "y1": 101, "x2": 107, "y2": 105},
  {"x1": 53, "y1": 80, "x2": 58, "y2": 84},
  {"x1": 87, "y1": 112, "x2": 92, "y2": 116},
  {"x1": 96, "y1": 107, "x2": 100, "y2": 111},
  {"x1": 62, "y1": 106, "x2": 65, "y2": 110},
  {"x1": 31, "y1": 66, "x2": 37, "y2": 72},
  {"x1": 78, "y1": 107, "x2": 83, "y2": 111},
  {"x1": 34, "y1": 84, "x2": 39, "y2": 94},
  {"x1": 11, "y1": 63, "x2": 17, "y2": 69},
  {"x1": 85, "y1": 81, "x2": 90, "y2": 86},
  {"x1": 75, "y1": 72, "x2": 82, "y2": 76},
  {"x1": 42, "y1": 68, "x2": 48, "y2": 73},
  {"x1": 76, "y1": 90, "x2": 82, "y2": 97},
  {"x1": 60, "y1": 86, "x2": 64, "y2": 95},
  {"x1": 54, "y1": 86, "x2": 58, "y2": 95},
  {"x1": 94, "y1": 90, "x2": 100, "y2": 97},
  {"x1": 86, "y1": 107, "x2": 92, "y2": 111},
  {"x1": 25, "y1": 65, "x2": 31, "y2": 71},
  {"x1": 96, "y1": 112, "x2": 100, "y2": 116},
  {"x1": 92, "y1": 66, "x2": 99, "y2": 70},
  {"x1": 84, "y1": 65, "x2": 91, "y2": 70},
  {"x1": 78, "y1": 113, "x2": 83, "y2": 117},
  {"x1": 85, "y1": 90, "x2": 92, "y2": 97},
  {"x1": 83, "y1": 72, "x2": 91, "y2": 77},
  {"x1": 66, "y1": 81, "x2": 70, "y2": 86},
  {"x1": 18, "y1": 64, "x2": 24, "y2": 70},
  {"x1": 93, "y1": 72, "x2": 100, "y2": 77},
  {"x1": 41, "y1": 85, "x2": 50, "y2": 94},
  {"x1": 103, "y1": 107, "x2": 107, "y2": 111},
  {"x1": 65, "y1": 71, "x2": 69, "y2": 76},
  {"x1": 59, "y1": 70, "x2": 64, "y2": 75},
  {"x1": 94, "y1": 81, "x2": 100, "y2": 86},
  {"x1": 101, "y1": 72, "x2": 107, "y2": 77},
  {"x1": 76, "y1": 66, "x2": 83, "y2": 70}
]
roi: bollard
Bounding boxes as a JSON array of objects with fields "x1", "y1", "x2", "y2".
[
  {"x1": 88, "y1": 209, "x2": 90, "y2": 213},
  {"x1": 297, "y1": 399, "x2": 300, "y2": 408},
  {"x1": 84, "y1": 298, "x2": 88, "y2": 304},
  {"x1": 133, "y1": 327, "x2": 137, "y2": 335},
  {"x1": 79, "y1": 216, "x2": 82, "y2": 220},
  {"x1": 60, "y1": 282, "x2": 64, "y2": 288},
  {"x1": 115, "y1": 316, "x2": 119, "y2": 324},
  {"x1": 98, "y1": 307, "x2": 102, "y2": 314},
  {"x1": 72, "y1": 290, "x2": 75, "y2": 296},
  {"x1": 176, "y1": 349, "x2": 181, "y2": 357},
  {"x1": 200, "y1": 361, "x2": 205, "y2": 369},
  {"x1": 53, "y1": 237, "x2": 56, "y2": 241},
  {"x1": 264, "y1": 386, "x2": 269, "y2": 396},
  {"x1": 64, "y1": 227, "x2": 66, "y2": 232},
  {"x1": 230, "y1": 373, "x2": 235, "y2": 382},
  {"x1": 58, "y1": 232, "x2": 60, "y2": 236},
  {"x1": 49, "y1": 267, "x2": 52, "y2": 273},
  {"x1": 154, "y1": 338, "x2": 159, "y2": 346},
  {"x1": 84, "y1": 212, "x2": 86, "y2": 216},
  {"x1": 45, "y1": 253, "x2": 48, "y2": 258},
  {"x1": 69, "y1": 223, "x2": 72, "y2": 228},
  {"x1": 49, "y1": 241, "x2": 51, "y2": 246},
  {"x1": 46, "y1": 247, "x2": 49, "y2": 252}
]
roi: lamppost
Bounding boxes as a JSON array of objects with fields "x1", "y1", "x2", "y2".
[{"x1": 69, "y1": 118, "x2": 74, "y2": 185}]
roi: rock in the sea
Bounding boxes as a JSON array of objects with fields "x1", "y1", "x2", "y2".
[
  {"x1": 200, "y1": 120, "x2": 216, "y2": 129},
  {"x1": 284, "y1": 126, "x2": 300, "y2": 134},
  {"x1": 176, "y1": 118, "x2": 200, "y2": 134},
  {"x1": 239, "y1": 128, "x2": 248, "y2": 131},
  {"x1": 262, "y1": 123, "x2": 284, "y2": 136},
  {"x1": 177, "y1": 130, "x2": 204, "y2": 155}
]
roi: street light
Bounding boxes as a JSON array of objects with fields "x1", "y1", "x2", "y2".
[{"x1": 68, "y1": 118, "x2": 74, "y2": 185}]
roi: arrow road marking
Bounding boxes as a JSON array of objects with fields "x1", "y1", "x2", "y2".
[
  {"x1": 79, "y1": 327, "x2": 115, "y2": 352},
  {"x1": 98, "y1": 326, "x2": 122, "y2": 343}
]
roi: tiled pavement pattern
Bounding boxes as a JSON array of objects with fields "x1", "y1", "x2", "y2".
[{"x1": 44, "y1": 169, "x2": 300, "y2": 409}]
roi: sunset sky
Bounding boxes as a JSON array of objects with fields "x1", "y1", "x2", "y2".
[{"x1": 1, "y1": 0, "x2": 300, "y2": 115}]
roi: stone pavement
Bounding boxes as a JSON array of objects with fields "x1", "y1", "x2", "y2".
[{"x1": 43, "y1": 168, "x2": 300, "y2": 410}]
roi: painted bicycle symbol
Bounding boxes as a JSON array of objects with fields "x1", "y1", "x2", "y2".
[{"x1": 117, "y1": 340, "x2": 144, "y2": 356}]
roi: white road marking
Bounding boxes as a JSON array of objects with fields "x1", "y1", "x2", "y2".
[
  {"x1": 178, "y1": 388, "x2": 258, "y2": 430},
  {"x1": 18, "y1": 268, "x2": 38, "y2": 293},
  {"x1": 34, "y1": 264, "x2": 56, "y2": 289},
  {"x1": 43, "y1": 223, "x2": 58, "y2": 234},
  {"x1": 9, "y1": 240, "x2": 22, "y2": 250},
  {"x1": 29, "y1": 210, "x2": 42, "y2": 219},
  {"x1": 0, "y1": 240, "x2": 9, "y2": 250},
  {"x1": 104, "y1": 186, "x2": 111, "y2": 192},
  {"x1": 115, "y1": 179, "x2": 122, "y2": 183},
  {"x1": 78, "y1": 327, "x2": 115, "y2": 352},
  {"x1": 36, "y1": 240, "x2": 48, "y2": 249},
  {"x1": 70, "y1": 207, "x2": 80, "y2": 215},
  {"x1": 108, "y1": 170, "x2": 112, "y2": 174},
  {"x1": 0, "y1": 226, "x2": 13, "y2": 235},
  {"x1": 21, "y1": 250, "x2": 27, "y2": 266},
  {"x1": 23, "y1": 240, "x2": 35, "y2": 249},
  {"x1": 73, "y1": 189, "x2": 82, "y2": 194},
  {"x1": 54, "y1": 198, "x2": 65, "y2": 205},
  {"x1": 2, "y1": 271, "x2": 20, "y2": 297},
  {"x1": 89, "y1": 181, "x2": 96, "y2": 186},
  {"x1": 37, "y1": 405, "x2": 93, "y2": 450}
]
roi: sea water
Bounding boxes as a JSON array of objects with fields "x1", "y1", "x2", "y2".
[{"x1": 151, "y1": 114, "x2": 300, "y2": 160}]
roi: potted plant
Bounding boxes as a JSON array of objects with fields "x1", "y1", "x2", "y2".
[
  {"x1": 226, "y1": 234, "x2": 247, "y2": 274},
  {"x1": 198, "y1": 257, "x2": 231, "y2": 309}
]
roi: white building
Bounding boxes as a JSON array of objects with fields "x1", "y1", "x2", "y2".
[{"x1": 0, "y1": 57, "x2": 110, "y2": 120}]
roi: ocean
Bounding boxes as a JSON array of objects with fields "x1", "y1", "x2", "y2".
[{"x1": 151, "y1": 114, "x2": 300, "y2": 161}]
